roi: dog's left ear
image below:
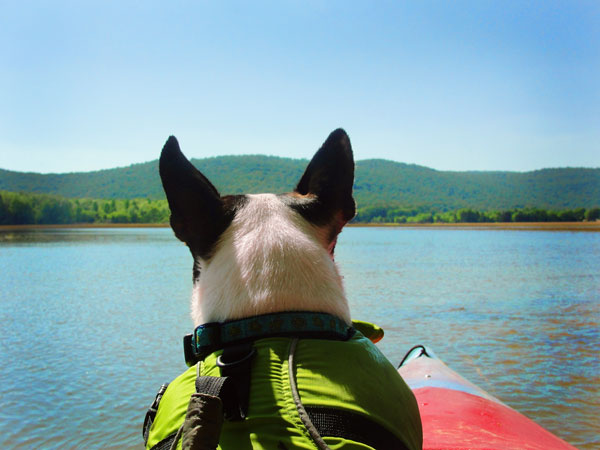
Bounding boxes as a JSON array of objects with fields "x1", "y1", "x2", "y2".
[
  {"x1": 159, "y1": 136, "x2": 227, "y2": 259},
  {"x1": 294, "y1": 128, "x2": 356, "y2": 235}
]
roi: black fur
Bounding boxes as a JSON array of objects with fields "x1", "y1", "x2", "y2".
[
  {"x1": 292, "y1": 128, "x2": 356, "y2": 240},
  {"x1": 159, "y1": 136, "x2": 246, "y2": 262}
]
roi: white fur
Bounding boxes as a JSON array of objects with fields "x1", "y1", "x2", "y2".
[{"x1": 191, "y1": 194, "x2": 351, "y2": 326}]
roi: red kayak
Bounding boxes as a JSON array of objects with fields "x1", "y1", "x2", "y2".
[{"x1": 397, "y1": 346, "x2": 578, "y2": 450}]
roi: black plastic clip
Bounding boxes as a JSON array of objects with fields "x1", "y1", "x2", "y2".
[
  {"x1": 143, "y1": 382, "x2": 169, "y2": 444},
  {"x1": 183, "y1": 333, "x2": 197, "y2": 366},
  {"x1": 215, "y1": 343, "x2": 256, "y2": 421}
]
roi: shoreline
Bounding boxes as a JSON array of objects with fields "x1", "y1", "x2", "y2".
[
  {"x1": 348, "y1": 222, "x2": 600, "y2": 232},
  {"x1": 1, "y1": 222, "x2": 599, "y2": 232},
  {"x1": 0, "y1": 223, "x2": 168, "y2": 230}
]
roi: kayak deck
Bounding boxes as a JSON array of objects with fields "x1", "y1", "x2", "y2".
[{"x1": 398, "y1": 346, "x2": 578, "y2": 450}]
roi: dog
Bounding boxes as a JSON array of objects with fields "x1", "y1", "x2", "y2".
[{"x1": 145, "y1": 129, "x2": 422, "y2": 450}]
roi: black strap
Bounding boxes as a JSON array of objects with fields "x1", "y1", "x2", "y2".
[
  {"x1": 143, "y1": 383, "x2": 169, "y2": 446},
  {"x1": 148, "y1": 432, "x2": 178, "y2": 450},
  {"x1": 305, "y1": 406, "x2": 411, "y2": 450},
  {"x1": 194, "y1": 376, "x2": 238, "y2": 420},
  {"x1": 194, "y1": 342, "x2": 256, "y2": 421}
]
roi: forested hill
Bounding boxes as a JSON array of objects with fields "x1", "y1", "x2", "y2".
[{"x1": 1, "y1": 155, "x2": 598, "y2": 211}]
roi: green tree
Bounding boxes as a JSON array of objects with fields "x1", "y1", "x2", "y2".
[
  {"x1": 129, "y1": 210, "x2": 139, "y2": 223},
  {"x1": 38, "y1": 199, "x2": 74, "y2": 224},
  {"x1": 0, "y1": 193, "x2": 7, "y2": 225},
  {"x1": 109, "y1": 212, "x2": 129, "y2": 223},
  {"x1": 433, "y1": 211, "x2": 456, "y2": 223},
  {"x1": 558, "y1": 209, "x2": 585, "y2": 221},
  {"x1": 407, "y1": 213, "x2": 433, "y2": 223},
  {"x1": 75, "y1": 206, "x2": 95, "y2": 223},
  {"x1": 573, "y1": 208, "x2": 586, "y2": 221},
  {"x1": 457, "y1": 209, "x2": 480, "y2": 223},
  {"x1": 9, "y1": 195, "x2": 35, "y2": 224},
  {"x1": 585, "y1": 207, "x2": 600, "y2": 221}
]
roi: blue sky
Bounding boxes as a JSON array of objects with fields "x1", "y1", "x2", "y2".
[{"x1": 1, "y1": 1, "x2": 598, "y2": 173}]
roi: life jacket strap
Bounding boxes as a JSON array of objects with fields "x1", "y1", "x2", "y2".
[
  {"x1": 143, "y1": 383, "x2": 169, "y2": 447},
  {"x1": 158, "y1": 343, "x2": 257, "y2": 450},
  {"x1": 147, "y1": 432, "x2": 178, "y2": 450},
  {"x1": 181, "y1": 390, "x2": 224, "y2": 450},
  {"x1": 192, "y1": 343, "x2": 257, "y2": 422},
  {"x1": 213, "y1": 342, "x2": 256, "y2": 421},
  {"x1": 305, "y1": 406, "x2": 411, "y2": 450}
]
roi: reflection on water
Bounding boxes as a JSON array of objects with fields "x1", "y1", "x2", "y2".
[
  {"x1": 0, "y1": 226, "x2": 171, "y2": 244},
  {"x1": 0, "y1": 227, "x2": 598, "y2": 449}
]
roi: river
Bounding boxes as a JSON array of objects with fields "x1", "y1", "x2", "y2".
[{"x1": 0, "y1": 226, "x2": 597, "y2": 449}]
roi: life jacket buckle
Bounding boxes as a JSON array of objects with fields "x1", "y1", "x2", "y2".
[{"x1": 214, "y1": 343, "x2": 256, "y2": 421}]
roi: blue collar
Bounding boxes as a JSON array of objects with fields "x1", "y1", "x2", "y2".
[{"x1": 183, "y1": 311, "x2": 354, "y2": 366}]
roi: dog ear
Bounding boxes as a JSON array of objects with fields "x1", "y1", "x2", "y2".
[
  {"x1": 159, "y1": 136, "x2": 226, "y2": 258},
  {"x1": 295, "y1": 128, "x2": 356, "y2": 232}
]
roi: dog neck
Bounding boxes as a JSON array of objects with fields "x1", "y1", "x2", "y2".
[{"x1": 190, "y1": 194, "x2": 351, "y2": 327}]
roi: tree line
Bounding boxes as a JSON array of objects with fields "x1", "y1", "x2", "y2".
[
  {"x1": 0, "y1": 191, "x2": 169, "y2": 225},
  {"x1": 354, "y1": 205, "x2": 600, "y2": 224},
  {"x1": 1, "y1": 190, "x2": 598, "y2": 226}
]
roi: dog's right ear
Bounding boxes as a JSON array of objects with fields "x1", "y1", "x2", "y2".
[
  {"x1": 159, "y1": 136, "x2": 226, "y2": 258},
  {"x1": 294, "y1": 129, "x2": 356, "y2": 234}
]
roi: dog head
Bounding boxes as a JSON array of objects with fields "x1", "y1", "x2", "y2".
[{"x1": 160, "y1": 129, "x2": 355, "y2": 326}]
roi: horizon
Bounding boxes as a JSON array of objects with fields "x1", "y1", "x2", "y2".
[{"x1": 1, "y1": 2, "x2": 599, "y2": 173}]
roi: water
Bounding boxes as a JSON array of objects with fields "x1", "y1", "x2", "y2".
[{"x1": 0, "y1": 227, "x2": 598, "y2": 449}]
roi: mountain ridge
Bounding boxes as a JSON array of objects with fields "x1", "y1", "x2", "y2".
[{"x1": 1, "y1": 155, "x2": 598, "y2": 211}]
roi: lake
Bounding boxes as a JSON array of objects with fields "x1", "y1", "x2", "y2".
[{"x1": 0, "y1": 226, "x2": 598, "y2": 449}]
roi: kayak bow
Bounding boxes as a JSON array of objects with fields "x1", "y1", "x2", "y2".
[{"x1": 398, "y1": 346, "x2": 578, "y2": 450}]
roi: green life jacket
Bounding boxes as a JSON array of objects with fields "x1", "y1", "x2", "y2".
[{"x1": 145, "y1": 319, "x2": 422, "y2": 450}]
